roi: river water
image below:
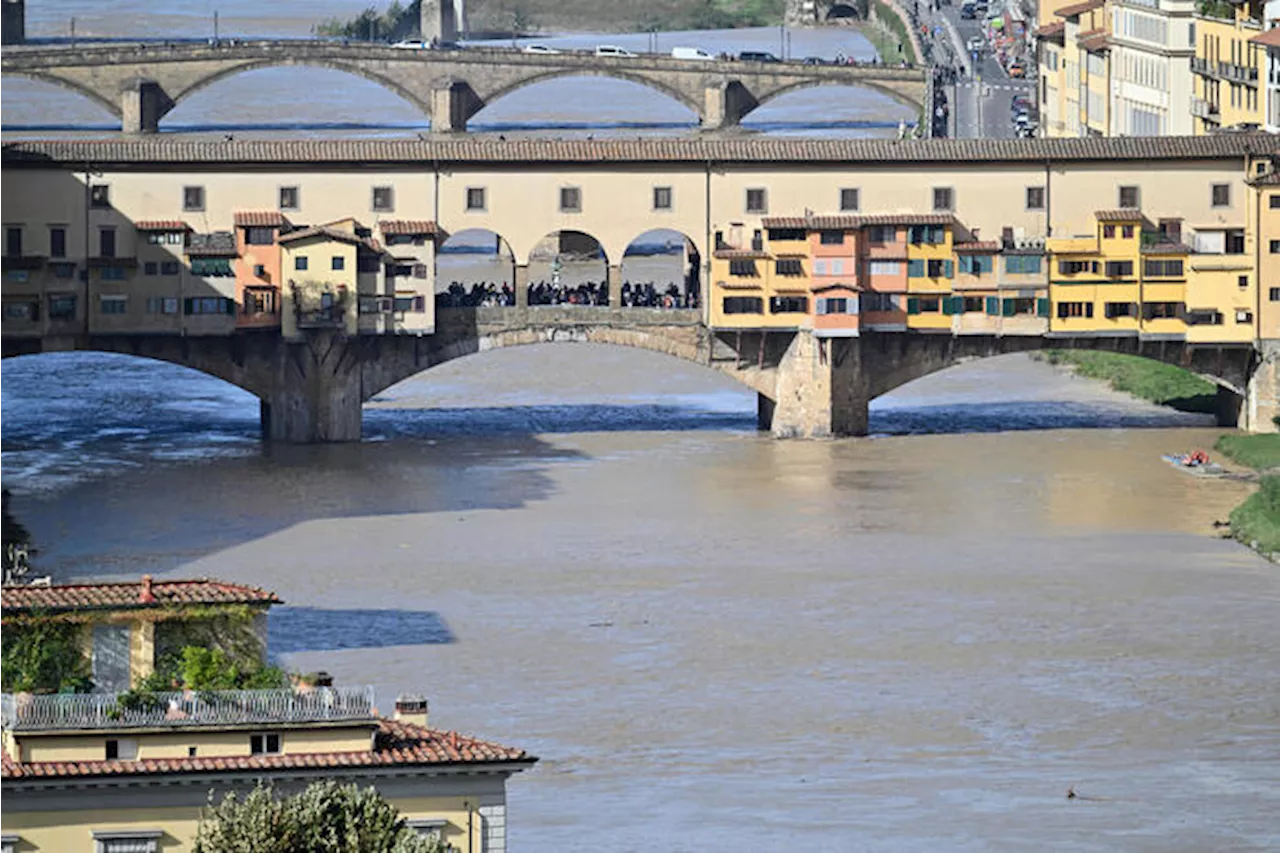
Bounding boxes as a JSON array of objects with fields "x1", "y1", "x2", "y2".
[
  {"x1": 2, "y1": 3, "x2": 914, "y2": 136},
  {"x1": 3, "y1": 345, "x2": 1278, "y2": 850}
]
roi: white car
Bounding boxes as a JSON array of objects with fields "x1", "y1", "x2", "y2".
[
  {"x1": 522, "y1": 44, "x2": 561, "y2": 55},
  {"x1": 967, "y1": 36, "x2": 984, "y2": 54},
  {"x1": 594, "y1": 45, "x2": 637, "y2": 58},
  {"x1": 391, "y1": 39, "x2": 428, "y2": 50},
  {"x1": 671, "y1": 46, "x2": 715, "y2": 61}
]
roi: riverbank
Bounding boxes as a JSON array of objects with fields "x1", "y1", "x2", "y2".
[
  {"x1": 1213, "y1": 433, "x2": 1280, "y2": 558},
  {"x1": 1032, "y1": 350, "x2": 1217, "y2": 414}
]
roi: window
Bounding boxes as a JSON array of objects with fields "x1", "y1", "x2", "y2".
[
  {"x1": 143, "y1": 262, "x2": 158, "y2": 276},
  {"x1": 1103, "y1": 224, "x2": 1116, "y2": 239},
  {"x1": 49, "y1": 226, "x2": 66, "y2": 258},
  {"x1": 863, "y1": 292, "x2": 897, "y2": 312},
  {"x1": 768, "y1": 228, "x2": 805, "y2": 242},
  {"x1": 867, "y1": 260, "x2": 901, "y2": 276},
  {"x1": 1211, "y1": 183, "x2": 1231, "y2": 207},
  {"x1": 722, "y1": 296, "x2": 763, "y2": 314},
  {"x1": 1238, "y1": 274, "x2": 1249, "y2": 289},
  {"x1": 146, "y1": 297, "x2": 179, "y2": 315},
  {"x1": 1059, "y1": 260, "x2": 1096, "y2": 275},
  {"x1": 1236, "y1": 309, "x2": 1253, "y2": 324},
  {"x1": 246, "y1": 227, "x2": 275, "y2": 246},
  {"x1": 1104, "y1": 260, "x2": 1133, "y2": 278},
  {"x1": 48, "y1": 294, "x2": 77, "y2": 319},
  {"x1": 4, "y1": 301, "x2": 36, "y2": 320},
  {"x1": 295, "y1": 256, "x2": 309, "y2": 271},
  {"x1": 331, "y1": 256, "x2": 345, "y2": 271},
  {"x1": 1143, "y1": 259, "x2": 1183, "y2": 277},
  {"x1": 1144, "y1": 302, "x2": 1182, "y2": 320},
  {"x1": 817, "y1": 297, "x2": 850, "y2": 314},
  {"x1": 926, "y1": 258, "x2": 952, "y2": 278},
  {"x1": 916, "y1": 296, "x2": 941, "y2": 312},
  {"x1": 147, "y1": 231, "x2": 183, "y2": 245},
  {"x1": 1025, "y1": 186, "x2": 1046, "y2": 211},
  {"x1": 91, "y1": 829, "x2": 162, "y2": 853},
  {"x1": 158, "y1": 261, "x2": 179, "y2": 276},
  {"x1": 958, "y1": 255, "x2": 993, "y2": 275},
  {"x1": 1057, "y1": 301, "x2": 1094, "y2": 319},
  {"x1": 279, "y1": 186, "x2": 299, "y2": 210},
  {"x1": 819, "y1": 230, "x2": 844, "y2": 245},
  {"x1": 4, "y1": 227, "x2": 20, "y2": 258},
  {"x1": 653, "y1": 186, "x2": 672, "y2": 210},
  {"x1": 559, "y1": 186, "x2": 581, "y2": 213},
  {"x1": 745, "y1": 188, "x2": 767, "y2": 213},
  {"x1": 50, "y1": 262, "x2": 76, "y2": 279},
  {"x1": 190, "y1": 258, "x2": 233, "y2": 277},
  {"x1": 962, "y1": 296, "x2": 985, "y2": 313},
  {"x1": 1271, "y1": 195, "x2": 1280, "y2": 209},
  {"x1": 406, "y1": 819, "x2": 449, "y2": 843},
  {"x1": 728, "y1": 259, "x2": 758, "y2": 277},
  {"x1": 99, "y1": 228, "x2": 116, "y2": 258},
  {"x1": 1104, "y1": 301, "x2": 1136, "y2": 318},
  {"x1": 932, "y1": 187, "x2": 953, "y2": 211},
  {"x1": 1005, "y1": 255, "x2": 1042, "y2": 274},
  {"x1": 1225, "y1": 230, "x2": 1245, "y2": 254},
  {"x1": 1121, "y1": 225, "x2": 1134, "y2": 239},
  {"x1": 243, "y1": 288, "x2": 277, "y2": 314},
  {"x1": 769, "y1": 295, "x2": 808, "y2": 313},
  {"x1": 90, "y1": 184, "x2": 110, "y2": 208},
  {"x1": 182, "y1": 186, "x2": 205, "y2": 212},
  {"x1": 1270, "y1": 287, "x2": 1280, "y2": 301},
  {"x1": 775, "y1": 259, "x2": 804, "y2": 276},
  {"x1": 1118, "y1": 185, "x2": 1139, "y2": 208},
  {"x1": 839, "y1": 188, "x2": 859, "y2": 211},
  {"x1": 99, "y1": 295, "x2": 127, "y2": 315},
  {"x1": 867, "y1": 225, "x2": 895, "y2": 244},
  {"x1": 1003, "y1": 297, "x2": 1036, "y2": 315},
  {"x1": 184, "y1": 297, "x2": 234, "y2": 314},
  {"x1": 100, "y1": 267, "x2": 125, "y2": 281},
  {"x1": 104, "y1": 738, "x2": 138, "y2": 760},
  {"x1": 466, "y1": 187, "x2": 486, "y2": 211},
  {"x1": 372, "y1": 186, "x2": 395, "y2": 212},
  {"x1": 1271, "y1": 240, "x2": 1280, "y2": 254},
  {"x1": 908, "y1": 225, "x2": 945, "y2": 245}
]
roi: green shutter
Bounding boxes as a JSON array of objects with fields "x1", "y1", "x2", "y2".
[
  {"x1": 944, "y1": 260, "x2": 955, "y2": 279},
  {"x1": 225, "y1": 297, "x2": 236, "y2": 316},
  {"x1": 907, "y1": 259, "x2": 924, "y2": 278},
  {"x1": 907, "y1": 296, "x2": 920, "y2": 315},
  {"x1": 1002, "y1": 298, "x2": 1017, "y2": 317},
  {"x1": 986, "y1": 296, "x2": 1000, "y2": 315},
  {"x1": 1037, "y1": 298, "x2": 1050, "y2": 318},
  {"x1": 942, "y1": 296, "x2": 956, "y2": 315},
  {"x1": 183, "y1": 297, "x2": 194, "y2": 315}
]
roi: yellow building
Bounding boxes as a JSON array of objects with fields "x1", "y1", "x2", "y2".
[
  {"x1": 905, "y1": 219, "x2": 956, "y2": 330},
  {"x1": 1256, "y1": 170, "x2": 1280, "y2": 340},
  {"x1": 1, "y1": 688, "x2": 535, "y2": 852},
  {"x1": 1193, "y1": 0, "x2": 1267, "y2": 132},
  {"x1": 1047, "y1": 209, "x2": 1145, "y2": 334},
  {"x1": 708, "y1": 222, "x2": 814, "y2": 329},
  {"x1": 278, "y1": 219, "x2": 391, "y2": 339}
]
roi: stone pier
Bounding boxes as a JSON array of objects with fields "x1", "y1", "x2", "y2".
[{"x1": 761, "y1": 332, "x2": 870, "y2": 438}]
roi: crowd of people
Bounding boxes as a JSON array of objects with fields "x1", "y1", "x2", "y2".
[
  {"x1": 620, "y1": 282, "x2": 698, "y2": 309},
  {"x1": 433, "y1": 280, "x2": 697, "y2": 309},
  {"x1": 528, "y1": 281, "x2": 609, "y2": 306},
  {"x1": 436, "y1": 282, "x2": 515, "y2": 307}
]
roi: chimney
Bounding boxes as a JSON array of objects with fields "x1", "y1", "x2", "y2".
[
  {"x1": 394, "y1": 694, "x2": 429, "y2": 728},
  {"x1": 139, "y1": 575, "x2": 156, "y2": 604}
]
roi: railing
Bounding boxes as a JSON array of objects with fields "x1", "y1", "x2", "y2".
[{"x1": 1, "y1": 686, "x2": 376, "y2": 731}]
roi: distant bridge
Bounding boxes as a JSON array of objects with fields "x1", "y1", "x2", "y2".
[{"x1": 0, "y1": 41, "x2": 931, "y2": 134}]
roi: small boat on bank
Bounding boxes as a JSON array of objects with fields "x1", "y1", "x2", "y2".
[{"x1": 1162, "y1": 451, "x2": 1226, "y2": 477}]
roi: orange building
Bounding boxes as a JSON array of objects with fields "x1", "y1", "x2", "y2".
[{"x1": 233, "y1": 211, "x2": 289, "y2": 329}]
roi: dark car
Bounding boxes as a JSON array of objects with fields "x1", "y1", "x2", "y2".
[
  {"x1": 960, "y1": 5, "x2": 977, "y2": 18},
  {"x1": 739, "y1": 50, "x2": 780, "y2": 62},
  {"x1": 803, "y1": 56, "x2": 826, "y2": 65}
]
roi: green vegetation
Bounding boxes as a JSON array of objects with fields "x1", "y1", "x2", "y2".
[
  {"x1": 868, "y1": 0, "x2": 915, "y2": 64},
  {"x1": 193, "y1": 782, "x2": 446, "y2": 853},
  {"x1": 1, "y1": 619, "x2": 92, "y2": 694},
  {"x1": 1035, "y1": 350, "x2": 1217, "y2": 413},
  {"x1": 1196, "y1": 0, "x2": 1237, "y2": 19},
  {"x1": 316, "y1": 1, "x2": 419, "y2": 40},
  {"x1": 140, "y1": 646, "x2": 289, "y2": 692},
  {"x1": 1214, "y1": 433, "x2": 1280, "y2": 472}
]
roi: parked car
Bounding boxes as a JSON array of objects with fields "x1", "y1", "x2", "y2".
[
  {"x1": 738, "y1": 50, "x2": 780, "y2": 62},
  {"x1": 960, "y1": 4, "x2": 977, "y2": 18},
  {"x1": 391, "y1": 39, "x2": 428, "y2": 49},
  {"x1": 1011, "y1": 94, "x2": 1032, "y2": 113},
  {"x1": 522, "y1": 44, "x2": 561, "y2": 54},
  {"x1": 595, "y1": 45, "x2": 638, "y2": 57},
  {"x1": 967, "y1": 36, "x2": 984, "y2": 54},
  {"x1": 671, "y1": 46, "x2": 715, "y2": 61},
  {"x1": 802, "y1": 56, "x2": 826, "y2": 64},
  {"x1": 1007, "y1": 60, "x2": 1026, "y2": 78}
]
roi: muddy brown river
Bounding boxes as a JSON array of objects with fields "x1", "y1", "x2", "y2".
[{"x1": 2, "y1": 346, "x2": 1278, "y2": 850}]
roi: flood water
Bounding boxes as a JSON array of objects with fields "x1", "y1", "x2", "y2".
[
  {"x1": 2, "y1": 345, "x2": 1278, "y2": 850},
  {"x1": 1, "y1": 3, "x2": 914, "y2": 136}
]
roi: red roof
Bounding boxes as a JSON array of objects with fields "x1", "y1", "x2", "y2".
[
  {"x1": 378, "y1": 220, "x2": 438, "y2": 236},
  {"x1": 134, "y1": 220, "x2": 190, "y2": 231},
  {"x1": 953, "y1": 240, "x2": 1001, "y2": 252},
  {"x1": 713, "y1": 248, "x2": 771, "y2": 259},
  {"x1": 1056, "y1": 0, "x2": 1103, "y2": 17},
  {"x1": 1250, "y1": 28, "x2": 1280, "y2": 47},
  {"x1": 1095, "y1": 208, "x2": 1144, "y2": 221},
  {"x1": 1, "y1": 719, "x2": 533, "y2": 780},
  {"x1": 233, "y1": 211, "x2": 290, "y2": 227},
  {"x1": 759, "y1": 213, "x2": 952, "y2": 230},
  {"x1": 1036, "y1": 21, "x2": 1066, "y2": 39},
  {"x1": 2, "y1": 578, "x2": 280, "y2": 615}
]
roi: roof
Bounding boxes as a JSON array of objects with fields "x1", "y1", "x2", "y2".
[
  {"x1": 1, "y1": 719, "x2": 533, "y2": 781},
  {"x1": 379, "y1": 220, "x2": 438, "y2": 236},
  {"x1": 277, "y1": 225, "x2": 385, "y2": 253},
  {"x1": 760, "y1": 213, "x2": 953, "y2": 230},
  {"x1": 134, "y1": 220, "x2": 190, "y2": 232},
  {"x1": 2, "y1": 578, "x2": 280, "y2": 616},
  {"x1": 1077, "y1": 28, "x2": 1110, "y2": 51},
  {"x1": 1095, "y1": 208, "x2": 1144, "y2": 222},
  {"x1": 1055, "y1": 0, "x2": 1104, "y2": 17},
  {"x1": 233, "y1": 211, "x2": 290, "y2": 228},
  {"x1": 1250, "y1": 169, "x2": 1280, "y2": 185},
  {"x1": 3, "y1": 136, "x2": 1276, "y2": 168},
  {"x1": 1250, "y1": 28, "x2": 1280, "y2": 47},
  {"x1": 714, "y1": 248, "x2": 771, "y2": 259},
  {"x1": 1036, "y1": 21, "x2": 1066, "y2": 39},
  {"x1": 1142, "y1": 241, "x2": 1191, "y2": 254},
  {"x1": 953, "y1": 240, "x2": 1001, "y2": 252},
  {"x1": 186, "y1": 232, "x2": 237, "y2": 256}
]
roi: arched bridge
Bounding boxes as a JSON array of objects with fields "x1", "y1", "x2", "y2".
[
  {"x1": 0, "y1": 41, "x2": 932, "y2": 134},
  {"x1": 2, "y1": 309, "x2": 1263, "y2": 442}
]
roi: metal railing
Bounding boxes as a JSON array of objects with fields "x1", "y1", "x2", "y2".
[{"x1": 1, "y1": 686, "x2": 375, "y2": 731}]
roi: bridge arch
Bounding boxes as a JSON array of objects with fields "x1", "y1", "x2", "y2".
[
  {"x1": 620, "y1": 229, "x2": 702, "y2": 309},
  {"x1": 472, "y1": 70, "x2": 703, "y2": 126},
  {"x1": 2, "y1": 71, "x2": 124, "y2": 118},
  {"x1": 436, "y1": 228, "x2": 519, "y2": 308},
  {"x1": 748, "y1": 78, "x2": 924, "y2": 118}
]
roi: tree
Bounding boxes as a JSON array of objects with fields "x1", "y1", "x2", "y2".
[
  {"x1": 1, "y1": 618, "x2": 92, "y2": 694},
  {"x1": 193, "y1": 782, "x2": 448, "y2": 853}
]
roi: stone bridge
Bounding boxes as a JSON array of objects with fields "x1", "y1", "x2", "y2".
[
  {"x1": 2, "y1": 309, "x2": 1266, "y2": 442},
  {"x1": 0, "y1": 40, "x2": 931, "y2": 134}
]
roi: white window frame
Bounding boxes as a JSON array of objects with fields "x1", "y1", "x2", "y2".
[
  {"x1": 406, "y1": 818, "x2": 449, "y2": 841},
  {"x1": 92, "y1": 829, "x2": 162, "y2": 853}
]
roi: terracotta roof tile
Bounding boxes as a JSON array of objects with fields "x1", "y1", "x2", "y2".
[
  {"x1": 713, "y1": 248, "x2": 771, "y2": 259},
  {"x1": 278, "y1": 226, "x2": 386, "y2": 254},
  {"x1": 1077, "y1": 29, "x2": 1110, "y2": 51},
  {"x1": 1, "y1": 720, "x2": 532, "y2": 780},
  {"x1": 2, "y1": 578, "x2": 279, "y2": 615},
  {"x1": 762, "y1": 214, "x2": 864, "y2": 230},
  {"x1": 4, "y1": 136, "x2": 1276, "y2": 168},
  {"x1": 379, "y1": 220, "x2": 438, "y2": 236},
  {"x1": 1056, "y1": 0, "x2": 1104, "y2": 17},
  {"x1": 858, "y1": 213, "x2": 956, "y2": 225},
  {"x1": 134, "y1": 220, "x2": 190, "y2": 231},
  {"x1": 233, "y1": 211, "x2": 290, "y2": 227},
  {"x1": 953, "y1": 240, "x2": 1001, "y2": 252},
  {"x1": 1095, "y1": 208, "x2": 1144, "y2": 221},
  {"x1": 1250, "y1": 28, "x2": 1280, "y2": 47},
  {"x1": 1036, "y1": 21, "x2": 1066, "y2": 38}
]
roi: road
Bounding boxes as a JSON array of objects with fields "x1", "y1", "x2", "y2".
[{"x1": 924, "y1": 2, "x2": 1033, "y2": 138}]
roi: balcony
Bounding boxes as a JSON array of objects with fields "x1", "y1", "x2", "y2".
[
  {"x1": 1, "y1": 686, "x2": 376, "y2": 732},
  {"x1": 1192, "y1": 56, "x2": 1259, "y2": 85},
  {"x1": 1191, "y1": 97, "x2": 1221, "y2": 120}
]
